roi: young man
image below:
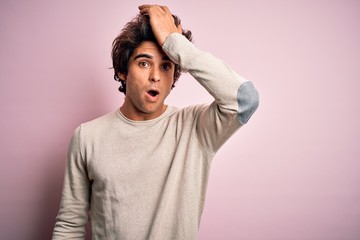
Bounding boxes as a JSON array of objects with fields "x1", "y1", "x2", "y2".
[{"x1": 53, "y1": 4, "x2": 259, "y2": 240}]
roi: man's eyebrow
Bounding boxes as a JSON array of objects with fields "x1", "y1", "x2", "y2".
[
  {"x1": 134, "y1": 53, "x2": 152, "y2": 60},
  {"x1": 133, "y1": 53, "x2": 172, "y2": 62}
]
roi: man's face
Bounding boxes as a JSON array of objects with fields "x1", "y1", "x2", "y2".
[{"x1": 119, "y1": 41, "x2": 175, "y2": 121}]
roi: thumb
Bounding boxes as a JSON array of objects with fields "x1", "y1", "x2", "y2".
[{"x1": 177, "y1": 24, "x2": 183, "y2": 34}]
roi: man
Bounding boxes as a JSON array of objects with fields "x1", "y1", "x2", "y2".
[{"x1": 53, "y1": 4, "x2": 259, "y2": 240}]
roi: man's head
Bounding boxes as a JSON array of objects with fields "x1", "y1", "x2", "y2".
[{"x1": 112, "y1": 13, "x2": 192, "y2": 94}]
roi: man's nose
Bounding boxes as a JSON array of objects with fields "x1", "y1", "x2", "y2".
[{"x1": 150, "y1": 67, "x2": 160, "y2": 82}]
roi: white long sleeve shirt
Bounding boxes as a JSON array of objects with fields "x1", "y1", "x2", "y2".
[{"x1": 53, "y1": 33, "x2": 259, "y2": 240}]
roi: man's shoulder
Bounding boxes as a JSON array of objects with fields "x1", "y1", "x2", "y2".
[
  {"x1": 174, "y1": 103, "x2": 209, "y2": 118},
  {"x1": 82, "y1": 111, "x2": 117, "y2": 127},
  {"x1": 75, "y1": 111, "x2": 119, "y2": 138}
]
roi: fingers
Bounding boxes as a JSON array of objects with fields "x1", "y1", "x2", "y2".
[
  {"x1": 138, "y1": 5, "x2": 170, "y2": 15},
  {"x1": 161, "y1": 6, "x2": 171, "y2": 14},
  {"x1": 138, "y1": 4, "x2": 167, "y2": 11}
]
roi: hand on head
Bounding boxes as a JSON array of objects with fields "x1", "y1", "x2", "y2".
[{"x1": 138, "y1": 5, "x2": 182, "y2": 46}]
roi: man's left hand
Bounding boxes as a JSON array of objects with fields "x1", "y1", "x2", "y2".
[{"x1": 139, "y1": 5, "x2": 182, "y2": 46}]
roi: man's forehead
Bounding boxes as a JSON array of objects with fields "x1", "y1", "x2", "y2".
[{"x1": 132, "y1": 41, "x2": 168, "y2": 59}]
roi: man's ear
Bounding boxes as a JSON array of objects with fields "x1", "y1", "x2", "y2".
[{"x1": 118, "y1": 73, "x2": 127, "y2": 81}]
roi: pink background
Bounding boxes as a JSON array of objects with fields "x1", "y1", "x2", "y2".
[{"x1": 1, "y1": 0, "x2": 360, "y2": 239}]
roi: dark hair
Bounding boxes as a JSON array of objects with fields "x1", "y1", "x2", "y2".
[{"x1": 111, "y1": 14, "x2": 192, "y2": 94}]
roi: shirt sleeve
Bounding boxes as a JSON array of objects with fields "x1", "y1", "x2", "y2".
[
  {"x1": 162, "y1": 33, "x2": 259, "y2": 154},
  {"x1": 52, "y1": 126, "x2": 91, "y2": 239}
]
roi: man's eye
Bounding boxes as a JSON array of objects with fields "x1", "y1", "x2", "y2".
[
  {"x1": 162, "y1": 63, "x2": 172, "y2": 71},
  {"x1": 139, "y1": 61, "x2": 149, "y2": 67}
]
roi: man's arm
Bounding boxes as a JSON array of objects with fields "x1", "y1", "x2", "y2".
[
  {"x1": 52, "y1": 126, "x2": 91, "y2": 239},
  {"x1": 164, "y1": 33, "x2": 259, "y2": 152}
]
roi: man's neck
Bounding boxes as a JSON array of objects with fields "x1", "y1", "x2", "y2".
[{"x1": 119, "y1": 105, "x2": 168, "y2": 121}]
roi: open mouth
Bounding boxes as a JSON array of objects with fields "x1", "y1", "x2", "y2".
[{"x1": 147, "y1": 90, "x2": 159, "y2": 97}]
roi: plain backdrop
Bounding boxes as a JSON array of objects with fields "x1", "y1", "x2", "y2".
[{"x1": 1, "y1": 0, "x2": 360, "y2": 239}]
